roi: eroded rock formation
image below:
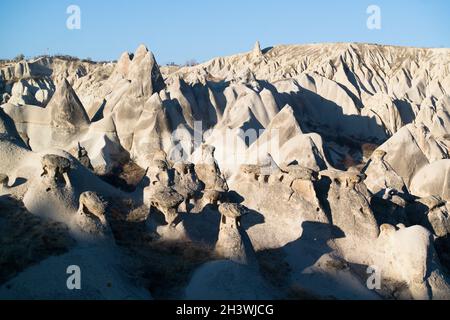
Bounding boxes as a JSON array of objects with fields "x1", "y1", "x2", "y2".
[{"x1": 1, "y1": 42, "x2": 450, "y2": 300}]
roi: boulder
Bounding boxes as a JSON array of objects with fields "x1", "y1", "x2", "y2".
[
  {"x1": 323, "y1": 169, "x2": 379, "y2": 246},
  {"x1": 47, "y1": 79, "x2": 90, "y2": 132},
  {"x1": 77, "y1": 191, "x2": 109, "y2": 235},
  {"x1": 216, "y1": 203, "x2": 257, "y2": 267},
  {"x1": 375, "y1": 225, "x2": 450, "y2": 299},
  {"x1": 0, "y1": 173, "x2": 8, "y2": 185}
]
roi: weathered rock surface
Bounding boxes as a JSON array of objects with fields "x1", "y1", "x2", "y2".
[{"x1": 1, "y1": 42, "x2": 450, "y2": 300}]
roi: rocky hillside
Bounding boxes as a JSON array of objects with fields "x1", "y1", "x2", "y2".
[{"x1": 0, "y1": 42, "x2": 449, "y2": 299}]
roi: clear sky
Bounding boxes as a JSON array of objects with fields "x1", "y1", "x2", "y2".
[{"x1": 0, "y1": 0, "x2": 449, "y2": 65}]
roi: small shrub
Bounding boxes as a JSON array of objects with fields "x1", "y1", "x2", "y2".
[{"x1": 14, "y1": 54, "x2": 25, "y2": 61}]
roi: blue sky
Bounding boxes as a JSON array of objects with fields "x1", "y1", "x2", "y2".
[{"x1": 0, "y1": 0, "x2": 449, "y2": 64}]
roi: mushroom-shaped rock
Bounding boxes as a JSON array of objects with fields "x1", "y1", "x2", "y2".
[
  {"x1": 219, "y1": 203, "x2": 247, "y2": 219},
  {"x1": 41, "y1": 154, "x2": 72, "y2": 186},
  {"x1": 215, "y1": 203, "x2": 256, "y2": 266},
  {"x1": 149, "y1": 187, "x2": 184, "y2": 226},
  {"x1": 77, "y1": 191, "x2": 109, "y2": 235},
  {"x1": 321, "y1": 169, "x2": 367, "y2": 189},
  {"x1": 79, "y1": 192, "x2": 107, "y2": 221},
  {"x1": 280, "y1": 165, "x2": 319, "y2": 193}
]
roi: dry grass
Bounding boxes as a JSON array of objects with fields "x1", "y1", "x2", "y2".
[
  {"x1": 361, "y1": 143, "x2": 379, "y2": 160},
  {"x1": 0, "y1": 196, "x2": 75, "y2": 284}
]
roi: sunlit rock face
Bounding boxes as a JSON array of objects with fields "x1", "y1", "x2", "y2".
[{"x1": 1, "y1": 42, "x2": 450, "y2": 300}]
